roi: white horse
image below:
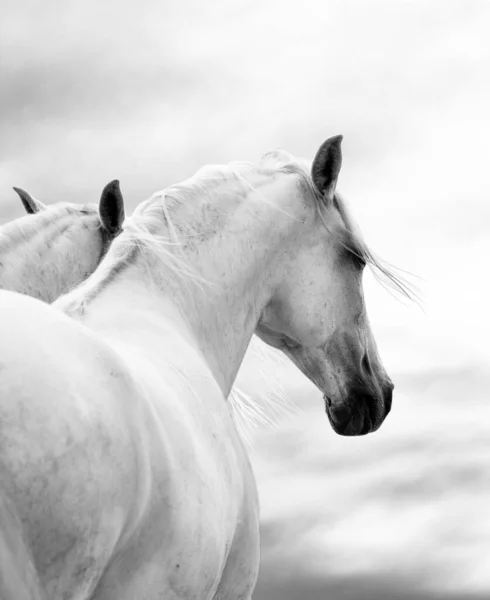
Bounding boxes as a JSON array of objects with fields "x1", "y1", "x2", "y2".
[
  {"x1": 0, "y1": 184, "x2": 125, "y2": 302},
  {"x1": 0, "y1": 136, "x2": 405, "y2": 599}
]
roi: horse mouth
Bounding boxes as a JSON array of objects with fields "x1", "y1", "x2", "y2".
[{"x1": 323, "y1": 394, "x2": 379, "y2": 436}]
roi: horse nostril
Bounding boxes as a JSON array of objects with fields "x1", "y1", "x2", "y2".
[
  {"x1": 323, "y1": 395, "x2": 333, "y2": 408},
  {"x1": 361, "y1": 353, "x2": 372, "y2": 376},
  {"x1": 384, "y1": 384, "x2": 393, "y2": 415}
]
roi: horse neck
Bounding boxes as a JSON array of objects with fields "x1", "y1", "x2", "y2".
[
  {"x1": 0, "y1": 211, "x2": 102, "y2": 302},
  {"x1": 75, "y1": 173, "x2": 301, "y2": 396}
]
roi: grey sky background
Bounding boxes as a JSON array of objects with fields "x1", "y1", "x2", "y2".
[{"x1": 1, "y1": 0, "x2": 489, "y2": 597}]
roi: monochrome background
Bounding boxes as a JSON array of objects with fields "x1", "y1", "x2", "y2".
[{"x1": 1, "y1": 1, "x2": 489, "y2": 597}]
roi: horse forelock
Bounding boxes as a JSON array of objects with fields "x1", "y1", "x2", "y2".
[{"x1": 322, "y1": 192, "x2": 420, "y2": 303}]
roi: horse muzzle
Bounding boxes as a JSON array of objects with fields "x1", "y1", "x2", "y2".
[{"x1": 324, "y1": 382, "x2": 393, "y2": 436}]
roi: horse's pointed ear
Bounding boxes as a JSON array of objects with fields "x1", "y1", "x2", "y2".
[
  {"x1": 12, "y1": 187, "x2": 47, "y2": 214},
  {"x1": 311, "y1": 135, "x2": 343, "y2": 201},
  {"x1": 99, "y1": 179, "x2": 125, "y2": 237}
]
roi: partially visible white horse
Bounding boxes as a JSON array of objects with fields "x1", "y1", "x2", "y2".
[
  {"x1": 0, "y1": 136, "x2": 405, "y2": 599},
  {"x1": 0, "y1": 185, "x2": 125, "y2": 302}
]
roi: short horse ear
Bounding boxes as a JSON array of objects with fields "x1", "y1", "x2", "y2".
[
  {"x1": 99, "y1": 179, "x2": 125, "y2": 237},
  {"x1": 311, "y1": 135, "x2": 343, "y2": 201},
  {"x1": 12, "y1": 187, "x2": 47, "y2": 214}
]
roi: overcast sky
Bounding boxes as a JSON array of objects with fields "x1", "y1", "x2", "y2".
[{"x1": 2, "y1": 1, "x2": 489, "y2": 597}]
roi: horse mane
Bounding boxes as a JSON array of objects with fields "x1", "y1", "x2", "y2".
[
  {"x1": 59, "y1": 148, "x2": 419, "y2": 320},
  {"x1": 56, "y1": 165, "x2": 257, "y2": 315}
]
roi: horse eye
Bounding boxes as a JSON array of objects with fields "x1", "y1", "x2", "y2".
[
  {"x1": 353, "y1": 254, "x2": 366, "y2": 269},
  {"x1": 346, "y1": 249, "x2": 366, "y2": 269}
]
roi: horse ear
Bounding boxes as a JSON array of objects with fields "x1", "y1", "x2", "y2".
[
  {"x1": 311, "y1": 135, "x2": 343, "y2": 201},
  {"x1": 99, "y1": 180, "x2": 125, "y2": 237},
  {"x1": 12, "y1": 187, "x2": 47, "y2": 214}
]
